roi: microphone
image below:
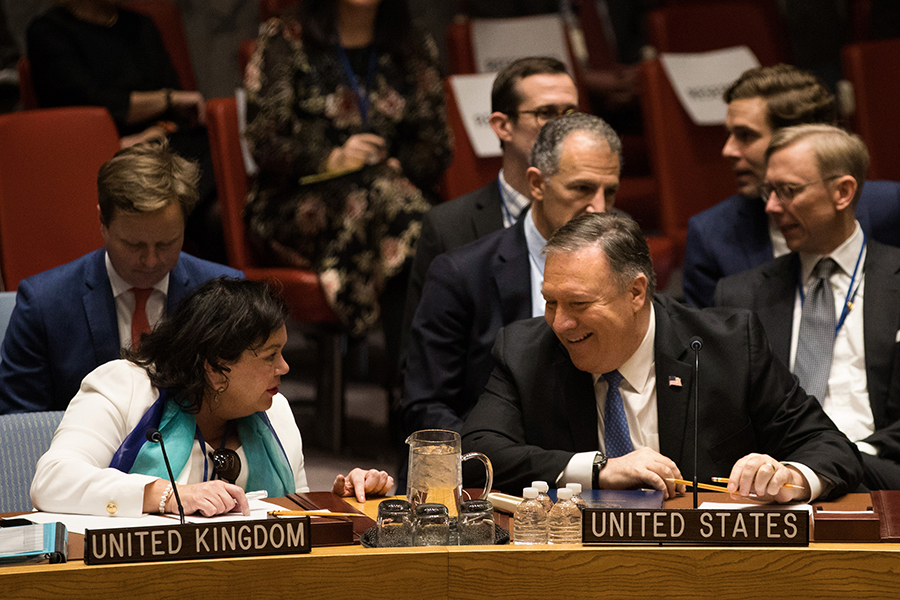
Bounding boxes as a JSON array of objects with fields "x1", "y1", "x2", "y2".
[
  {"x1": 146, "y1": 428, "x2": 185, "y2": 525},
  {"x1": 689, "y1": 336, "x2": 703, "y2": 509}
]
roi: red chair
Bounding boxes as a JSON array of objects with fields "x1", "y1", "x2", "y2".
[
  {"x1": 842, "y1": 37, "x2": 900, "y2": 182},
  {"x1": 646, "y1": 1, "x2": 786, "y2": 66},
  {"x1": 205, "y1": 97, "x2": 348, "y2": 452},
  {"x1": 638, "y1": 58, "x2": 736, "y2": 257},
  {"x1": 0, "y1": 107, "x2": 120, "y2": 290},
  {"x1": 127, "y1": 0, "x2": 198, "y2": 91}
]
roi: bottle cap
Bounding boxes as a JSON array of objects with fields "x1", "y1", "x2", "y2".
[
  {"x1": 522, "y1": 487, "x2": 538, "y2": 499},
  {"x1": 557, "y1": 488, "x2": 573, "y2": 501},
  {"x1": 532, "y1": 481, "x2": 550, "y2": 493},
  {"x1": 566, "y1": 483, "x2": 582, "y2": 495}
]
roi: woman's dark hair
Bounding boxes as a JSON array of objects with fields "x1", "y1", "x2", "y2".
[
  {"x1": 124, "y1": 277, "x2": 290, "y2": 413},
  {"x1": 297, "y1": 0, "x2": 412, "y2": 53}
]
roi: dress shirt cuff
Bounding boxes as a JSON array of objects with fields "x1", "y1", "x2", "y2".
[
  {"x1": 559, "y1": 452, "x2": 596, "y2": 489},
  {"x1": 784, "y1": 461, "x2": 825, "y2": 501},
  {"x1": 856, "y1": 441, "x2": 878, "y2": 457}
]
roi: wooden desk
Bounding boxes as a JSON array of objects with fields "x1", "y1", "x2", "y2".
[{"x1": 4, "y1": 495, "x2": 900, "y2": 600}]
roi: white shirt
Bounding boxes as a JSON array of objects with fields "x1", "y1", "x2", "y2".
[
  {"x1": 768, "y1": 214, "x2": 790, "y2": 259},
  {"x1": 105, "y1": 252, "x2": 168, "y2": 349},
  {"x1": 789, "y1": 222, "x2": 876, "y2": 455},
  {"x1": 560, "y1": 303, "x2": 825, "y2": 499},
  {"x1": 523, "y1": 210, "x2": 548, "y2": 318},
  {"x1": 497, "y1": 169, "x2": 530, "y2": 228}
]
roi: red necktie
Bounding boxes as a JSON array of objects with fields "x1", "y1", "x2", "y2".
[{"x1": 131, "y1": 288, "x2": 153, "y2": 350}]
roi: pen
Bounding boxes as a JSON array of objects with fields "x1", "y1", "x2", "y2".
[{"x1": 269, "y1": 510, "x2": 367, "y2": 518}]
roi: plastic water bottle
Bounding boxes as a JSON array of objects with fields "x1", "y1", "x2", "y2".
[
  {"x1": 513, "y1": 487, "x2": 548, "y2": 545},
  {"x1": 532, "y1": 480, "x2": 554, "y2": 514},
  {"x1": 566, "y1": 482, "x2": 587, "y2": 512},
  {"x1": 548, "y1": 487, "x2": 582, "y2": 544}
]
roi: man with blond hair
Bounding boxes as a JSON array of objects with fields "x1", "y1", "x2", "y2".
[
  {"x1": 716, "y1": 124, "x2": 900, "y2": 489},
  {"x1": 0, "y1": 140, "x2": 242, "y2": 413}
]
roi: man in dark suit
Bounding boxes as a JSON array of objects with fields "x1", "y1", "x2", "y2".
[
  {"x1": 683, "y1": 64, "x2": 900, "y2": 308},
  {"x1": 402, "y1": 113, "x2": 621, "y2": 435},
  {"x1": 715, "y1": 125, "x2": 900, "y2": 490},
  {"x1": 462, "y1": 212, "x2": 862, "y2": 501},
  {"x1": 401, "y1": 57, "x2": 579, "y2": 351},
  {"x1": 0, "y1": 140, "x2": 243, "y2": 414}
]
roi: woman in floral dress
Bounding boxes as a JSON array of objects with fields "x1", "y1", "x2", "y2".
[{"x1": 244, "y1": 0, "x2": 452, "y2": 348}]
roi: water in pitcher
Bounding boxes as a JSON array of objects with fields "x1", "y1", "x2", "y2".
[{"x1": 406, "y1": 444, "x2": 462, "y2": 517}]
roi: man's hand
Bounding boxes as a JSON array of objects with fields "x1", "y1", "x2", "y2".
[
  {"x1": 332, "y1": 468, "x2": 394, "y2": 502},
  {"x1": 597, "y1": 447, "x2": 685, "y2": 499},
  {"x1": 727, "y1": 453, "x2": 810, "y2": 503}
]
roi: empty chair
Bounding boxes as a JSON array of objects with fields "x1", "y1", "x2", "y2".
[
  {"x1": 0, "y1": 411, "x2": 65, "y2": 512},
  {"x1": 0, "y1": 107, "x2": 119, "y2": 290},
  {"x1": 842, "y1": 37, "x2": 900, "y2": 182}
]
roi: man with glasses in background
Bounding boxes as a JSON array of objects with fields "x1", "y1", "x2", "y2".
[
  {"x1": 400, "y1": 57, "x2": 579, "y2": 355},
  {"x1": 715, "y1": 124, "x2": 900, "y2": 490},
  {"x1": 682, "y1": 65, "x2": 900, "y2": 309}
]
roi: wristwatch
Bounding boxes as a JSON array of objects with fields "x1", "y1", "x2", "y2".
[{"x1": 592, "y1": 450, "x2": 608, "y2": 489}]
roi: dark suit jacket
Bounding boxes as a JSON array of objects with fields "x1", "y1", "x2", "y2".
[
  {"x1": 683, "y1": 180, "x2": 900, "y2": 308},
  {"x1": 400, "y1": 181, "x2": 504, "y2": 359},
  {"x1": 402, "y1": 214, "x2": 532, "y2": 435},
  {"x1": 0, "y1": 249, "x2": 243, "y2": 413},
  {"x1": 461, "y1": 295, "x2": 863, "y2": 498},
  {"x1": 713, "y1": 240, "x2": 900, "y2": 463}
]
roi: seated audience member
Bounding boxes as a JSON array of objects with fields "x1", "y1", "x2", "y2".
[
  {"x1": 401, "y1": 56, "x2": 579, "y2": 349},
  {"x1": 0, "y1": 140, "x2": 242, "y2": 415},
  {"x1": 462, "y1": 212, "x2": 863, "y2": 501},
  {"x1": 715, "y1": 125, "x2": 900, "y2": 490},
  {"x1": 683, "y1": 64, "x2": 900, "y2": 308},
  {"x1": 403, "y1": 113, "x2": 620, "y2": 435},
  {"x1": 244, "y1": 0, "x2": 452, "y2": 359},
  {"x1": 31, "y1": 278, "x2": 393, "y2": 517},
  {"x1": 27, "y1": 0, "x2": 223, "y2": 261}
]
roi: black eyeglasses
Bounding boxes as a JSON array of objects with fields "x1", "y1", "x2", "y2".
[
  {"x1": 209, "y1": 448, "x2": 241, "y2": 484},
  {"x1": 516, "y1": 105, "x2": 577, "y2": 124},
  {"x1": 759, "y1": 175, "x2": 840, "y2": 205}
]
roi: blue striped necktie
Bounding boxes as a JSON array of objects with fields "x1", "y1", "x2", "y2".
[{"x1": 603, "y1": 370, "x2": 634, "y2": 458}]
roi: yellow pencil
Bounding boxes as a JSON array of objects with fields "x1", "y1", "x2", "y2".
[{"x1": 711, "y1": 476, "x2": 806, "y2": 490}]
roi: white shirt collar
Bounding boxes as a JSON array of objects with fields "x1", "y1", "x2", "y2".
[
  {"x1": 799, "y1": 221, "x2": 864, "y2": 282},
  {"x1": 105, "y1": 252, "x2": 170, "y2": 298}
]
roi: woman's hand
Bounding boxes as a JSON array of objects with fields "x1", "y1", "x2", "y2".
[
  {"x1": 332, "y1": 468, "x2": 394, "y2": 502},
  {"x1": 325, "y1": 134, "x2": 388, "y2": 171},
  {"x1": 168, "y1": 90, "x2": 206, "y2": 126},
  {"x1": 167, "y1": 480, "x2": 250, "y2": 517}
]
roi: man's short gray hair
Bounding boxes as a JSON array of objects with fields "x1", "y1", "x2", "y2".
[
  {"x1": 531, "y1": 112, "x2": 622, "y2": 177},
  {"x1": 544, "y1": 212, "x2": 656, "y2": 298}
]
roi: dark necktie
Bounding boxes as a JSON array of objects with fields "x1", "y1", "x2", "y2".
[
  {"x1": 131, "y1": 288, "x2": 153, "y2": 350},
  {"x1": 793, "y1": 258, "x2": 839, "y2": 403},
  {"x1": 602, "y1": 370, "x2": 634, "y2": 458}
]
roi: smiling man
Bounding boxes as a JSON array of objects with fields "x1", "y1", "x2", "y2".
[
  {"x1": 682, "y1": 65, "x2": 900, "y2": 308},
  {"x1": 402, "y1": 113, "x2": 619, "y2": 437},
  {"x1": 0, "y1": 140, "x2": 242, "y2": 413},
  {"x1": 462, "y1": 212, "x2": 862, "y2": 502},
  {"x1": 715, "y1": 125, "x2": 900, "y2": 490}
]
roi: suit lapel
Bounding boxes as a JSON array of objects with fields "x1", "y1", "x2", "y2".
[
  {"x1": 737, "y1": 196, "x2": 774, "y2": 270},
  {"x1": 862, "y1": 242, "x2": 900, "y2": 429},
  {"x1": 653, "y1": 299, "x2": 693, "y2": 465},
  {"x1": 165, "y1": 254, "x2": 189, "y2": 312},
  {"x1": 83, "y1": 250, "x2": 122, "y2": 363},
  {"x1": 556, "y1": 343, "x2": 599, "y2": 450},
  {"x1": 472, "y1": 180, "x2": 505, "y2": 239},
  {"x1": 493, "y1": 218, "x2": 533, "y2": 324},
  {"x1": 752, "y1": 255, "x2": 799, "y2": 365}
]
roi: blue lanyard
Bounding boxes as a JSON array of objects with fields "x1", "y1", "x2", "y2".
[
  {"x1": 797, "y1": 231, "x2": 866, "y2": 339},
  {"x1": 336, "y1": 45, "x2": 377, "y2": 128}
]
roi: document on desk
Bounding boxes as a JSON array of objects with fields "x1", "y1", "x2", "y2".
[
  {"x1": 17, "y1": 512, "x2": 173, "y2": 535},
  {"x1": 699, "y1": 502, "x2": 813, "y2": 514}
]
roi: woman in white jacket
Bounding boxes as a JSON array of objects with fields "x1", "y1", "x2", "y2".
[{"x1": 32, "y1": 277, "x2": 392, "y2": 517}]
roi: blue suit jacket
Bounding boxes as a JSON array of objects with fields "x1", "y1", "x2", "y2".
[
  {"x1": 0, "y1": 249, "x2": 243, "y2": 413},
  {"x1": 402, "y1": 214, "x2": 532, "y2": 435},
  {"x1": 683, "y1": 180, "x2": 900, "y2": 308}
]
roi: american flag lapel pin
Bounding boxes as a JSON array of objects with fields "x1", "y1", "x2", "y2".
[{"x1": 668, "y1": 375, "x2": 682, "y2": 388}]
